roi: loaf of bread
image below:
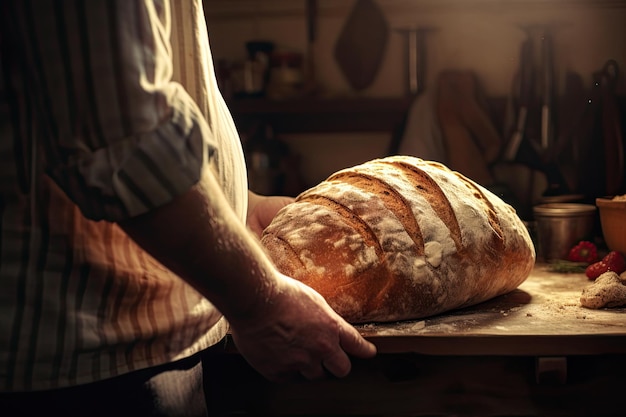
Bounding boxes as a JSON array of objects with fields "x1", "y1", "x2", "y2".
[{"x1": 261, "y1": 155, "x2": 535, "y2": 323}]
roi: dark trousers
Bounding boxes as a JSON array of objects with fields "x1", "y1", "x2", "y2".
[{"x1": 0, "y1": 353, "x2": 208, "y2": 417}]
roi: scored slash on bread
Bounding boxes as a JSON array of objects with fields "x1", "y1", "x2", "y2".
[{"x1": 261, "y1": 156, "x2": 536, "y2": 323}]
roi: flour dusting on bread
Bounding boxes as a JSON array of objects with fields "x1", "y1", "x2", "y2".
[{"x1": 261, "y1": 156, "x2": 535, "y2": 323}]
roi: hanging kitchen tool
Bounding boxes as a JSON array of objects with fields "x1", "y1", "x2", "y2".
[
  {"x1": 545, "y1": 71, "x2": 587, "y2": 192},
  {"x1": 387, "y1": 26, "x2": 435, "y2": 156},
  {"x1": 504, "y1": 26, "x2": 572, "y2": 197},
  {"x1": 565, "y1": 60, "x2": 623, "y2": 199},
  {"x1": 597, "y1": 60, "x2": 624, "y2": 196},
  {"x1": 334, "y1": 0, "x2": 389, "y2": 91},
  {"x1": 503, "y1": 34, "x2": 534, "y2": 161},
  {"x1": 394, "y1": 27, "x2": 435, "y2": 96},
  {"x1": 537, "y1": 28, "x2": 570, "y2": 196},
  {"x1": 540, "y1": 29, "x2": 556, "y2": 151}
]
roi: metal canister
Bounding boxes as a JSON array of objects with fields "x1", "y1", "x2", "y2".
[{"x1": 533, "y1": 203, "x2": 597, "y2": 261}]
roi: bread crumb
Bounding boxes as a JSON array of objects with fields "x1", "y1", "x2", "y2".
[
  {"x1": 410, "y1": 321, "x2": 426, "y2": 331},
  {"x1": 580, "y1": 271, "x2": 626, "y2": 309}
]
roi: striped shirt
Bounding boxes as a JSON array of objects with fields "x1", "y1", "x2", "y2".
[{"x1": 0, "y1": 0, "x2": 247, "y2": 391}]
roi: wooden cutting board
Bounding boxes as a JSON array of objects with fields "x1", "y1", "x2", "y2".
[{"x1": 334, "y1": 0, "x2": 389, "y2": 91}]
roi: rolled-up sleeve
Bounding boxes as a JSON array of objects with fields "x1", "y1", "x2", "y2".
[{"x1": 5, "y1": 0, "x2": 215, "y2": 221}]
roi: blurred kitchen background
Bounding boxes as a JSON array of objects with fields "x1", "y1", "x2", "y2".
[{"x1": 204, "y1": 0, "x2": 626, "y2": 221}]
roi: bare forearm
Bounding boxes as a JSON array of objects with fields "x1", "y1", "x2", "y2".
[
  {"x1": 118, "y1": 169, "x2": 277, "y2": 321},
  {"x1": 119, "y1": 168, "x2": 377, "y2": 382}
]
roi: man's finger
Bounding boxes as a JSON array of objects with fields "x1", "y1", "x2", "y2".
[{"x1": 339, "y1": 324, "x2": 377, "y2": 359}]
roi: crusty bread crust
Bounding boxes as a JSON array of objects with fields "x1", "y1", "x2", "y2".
[{"x1": 261, "y1": 156, "x2": 535, "y2": 323}]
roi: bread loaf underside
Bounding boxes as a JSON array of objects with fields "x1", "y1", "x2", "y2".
[{"x1": 261, "y1": 156, "x2": 535, "y2": 323}]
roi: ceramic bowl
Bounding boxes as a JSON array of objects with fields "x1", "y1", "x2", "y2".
[{"x1": 596, "y1": 196, "x2": 626, "y2": 254}]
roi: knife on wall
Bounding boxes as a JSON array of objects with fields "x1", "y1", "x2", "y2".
[{"x1": 504, "y1": 35, "x2": 533, "y2": 161}]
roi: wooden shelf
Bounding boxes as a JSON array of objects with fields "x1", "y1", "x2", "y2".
[{"x1": 227, "y1": 96, "x2": 413, "y2": 135}]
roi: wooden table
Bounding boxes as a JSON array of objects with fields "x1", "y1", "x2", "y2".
[
  {"x1": 203, "y1": 265, "x2": 626, "y2": 417},
  {"x1": 358, "y1": 264, "x2": 626, "y2": 356}
]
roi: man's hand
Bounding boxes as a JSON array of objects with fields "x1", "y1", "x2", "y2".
[
  {"x1": 228, "y1": 273, "x2": 377, "y2": 382},
  {"x1": 247, "y1": 191, "x2": 294, "y2": 238},
  {"x1": 121, "y1": 174, "x2": 374, "y2": 384}
]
